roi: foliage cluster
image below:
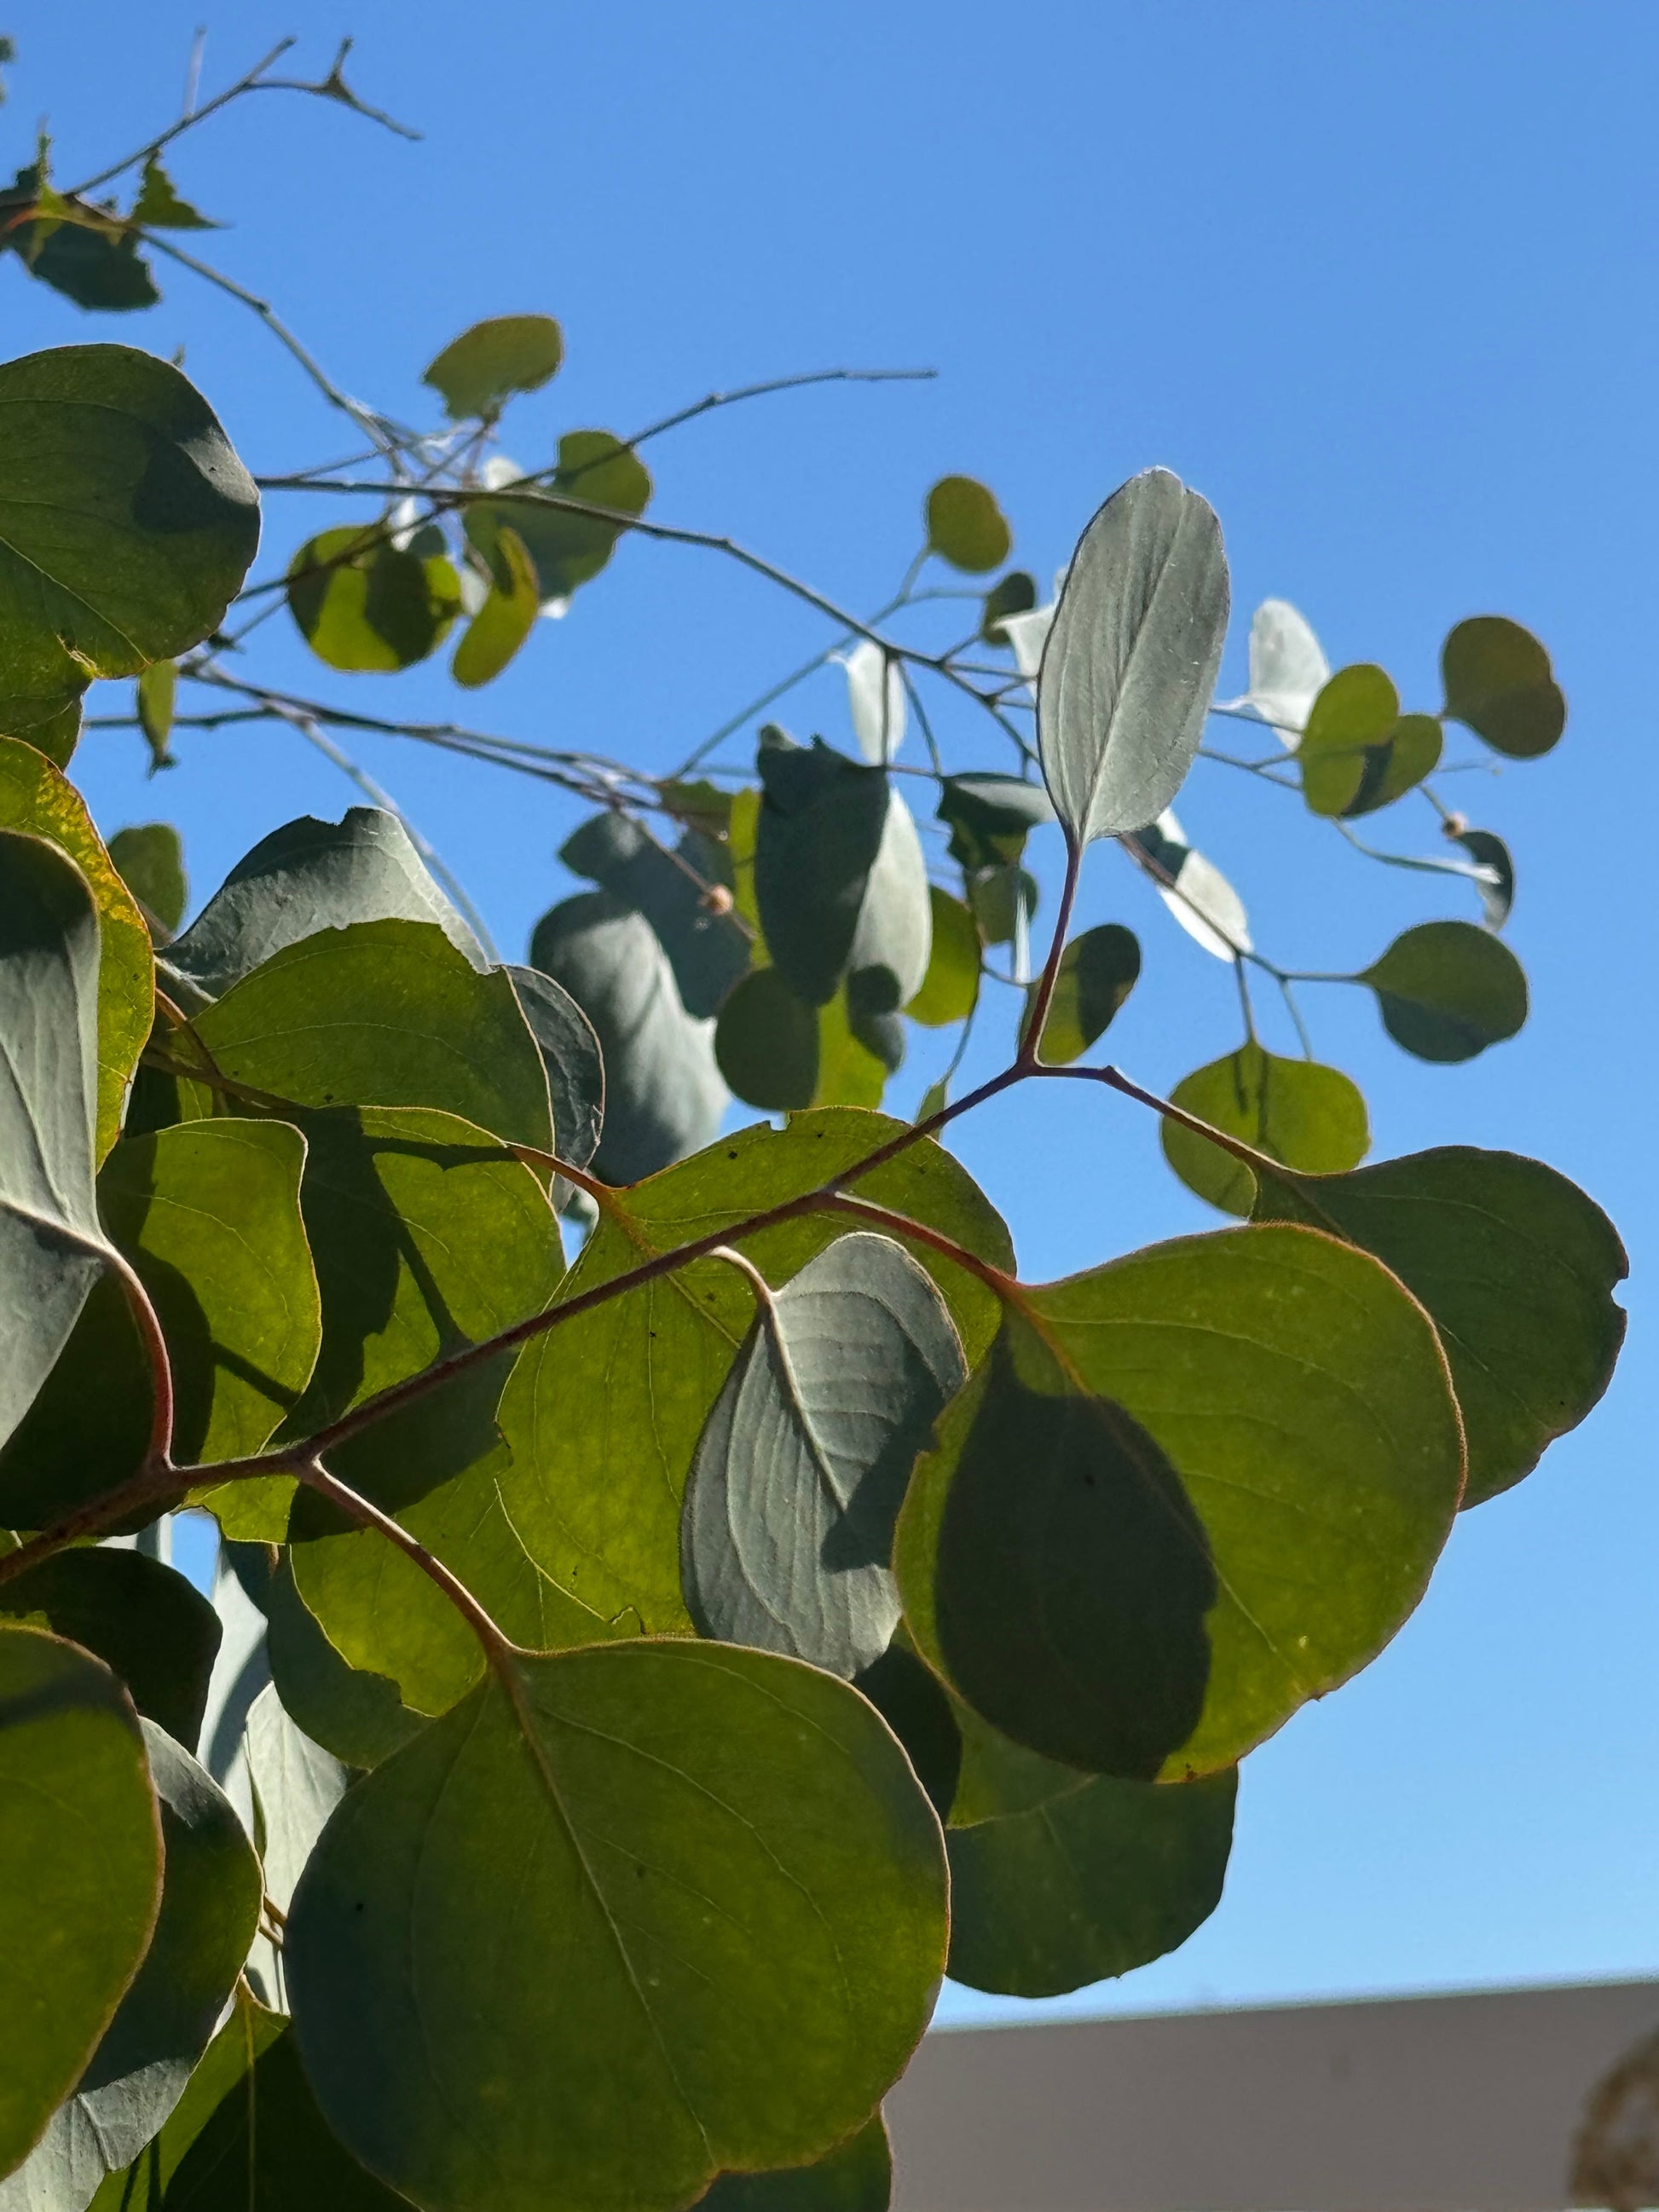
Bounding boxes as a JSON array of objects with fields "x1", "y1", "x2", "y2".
[{"x1": 0, "y1": 38, "x2": 1628, "y2": 2212}]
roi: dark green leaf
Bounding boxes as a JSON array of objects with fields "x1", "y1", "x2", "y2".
[
  {"x1": 190, "y1": 918, "x2": 552, "y2": 1148},
  {"x1": 1449, "y1": 826, "x2": 1515, "y2": 931},
  {"x1": 87, "y1": 1987, "x2": 408, "y2": 2211},
  {"x1": 1163, "y1": 1042, "x2": 1369, "y2": 1216},
  {"x1": 0, "y1": 833, "x2": 111, "y2": 1458},
  {"x1": 1, "y1": 1724, "x2": 259, "y2": 2212},
  {"x1": 925, "y1": 476, "x2": 1011, "y2": 573},
  {"x1": 897, "y1": 1225, "x2": 1464, "y2": 1779},
  {"x1": 1254, "y1": 1147, "x2": 1627, "y2": 1505},
  {"x1": 0, "y1": 1624, "x2": 161, "y2": 2180},
  {"x1": 495, "y1": 1110, "x2": 1014, "y2": 1646},
  {"x1": 813, "y1": 988, "x2": 891, "y2": 1109},
  {"x1": 135, "y1": 662, "x2": 176, "y2": 772},
  {"x1": 561, "y1": 809, "x2": 750, "y2": 1018},
  {"x1": 164, "y1": 806, "x2": 485, "y2": 1005},
  {"x1": 1026, "y1": 924, "x2": 1140, "y2": 1064},
  {"x1": 468, "y1": 430, "x2": 651, "y2": 604},
  {"x1": 853, "y1": 1640, "x2": 961, "y2": 1820},
  {"x1": 422, "y1": 314, "x2": 564, "y2": 420},
  {"x1": 2, "y1": 1118, "x2": 320, "y2": 1534},
  {"x1": 936, "y1": 773, "x2": 1054, "y2": 873},
  {"x1": 1359, "y1": 920, "x2": 1528, "y2": 1061},
  {"x1": 1298, "y1": 667, "x2": 1441, "y2": 817},
  {"x1": 0, "y1": 345, "x2": 257, "y2": 741},
  {"x1": 0, "y1": 1551, "x2": 218, "y2": 1752},
  {"x1": 264, "y1": 1556, "x2": 423, "y2": 1771},
  {"x1": 130, "y1": 156, "x2": 217, "y2": 230},
  {"x1": 530, "y1": 892, "x2": 723, "y2": 1183},
  {"x1": 682, "y1": 1232, "x2": 966, "y2": 1678},
  {"x1": 980, "y1": 570, "x2": 1038, "y2": 645},
  {"x1": 452, "y1": 522, "x2": 538, "y2": 687},
  {"x1": 1038, "y1": 471, "x2": 1228, "y2": 847},
  {"x1": 657, "y1": 779, "x2": 733, "y2": 837},
  {"x1": 286, "y1": 525, "x2": 461, "y2": 673},
  {"x1": 754, "y1": 733, "x2": 930, "y2": 1010},
  {"x1": 1442, "y1": 615, "x2": 1565, "y2": 759},
  {"x1": 905, "y1": 889, "x2": 980, "y2": 1028},
  {"x1": 287, "y1": 1642, "x2": 946, "y2": 2212},
  {"x1": 0, "y1": 739, "x2": 153, "y2": 1158},
  {"x1": 696, "y1": 2118, "x2": 892, "y2": 2212},
  {"x1": 107, "y1": 823, "x2": 186, "y2": 935},
  {"x1": 1124, "y1": 809, "x2": 1251, "y2": 959},
  {"x1": 3, "y1": 183, "x2": 159, "y2": 312},
  {"x1": 716, "y1": 967, "x2": 819, "y2": 1112},
  {"x1": 505, "y1": 964, "x2": 604, "y2": 1169},
  {"x1": 966, "y1": 863, "x2": 1036, "y2": 951}
]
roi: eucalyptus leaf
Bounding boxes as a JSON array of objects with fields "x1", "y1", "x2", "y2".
[
  {"x1": 925, "y1": 476, "x2": 1011, "y2": 573},
  {"x1": 1450, "y1": 826, "x2": 1515, "y2": 931},
  {"x1": 505, "y1": 963, "x2": 604, "y2": 1168},
  {"x1": 897, "y1": 1225, "x2": 1464, "y2": 1779},
  {"x1": 1124, "y1": 808, "x2": 1251, "y2": 961},
  {"x1": 106, "y1": 824, "x2": 185, "y2": 937},
  {"x1": 244, "y1": 1684, "x2": 349, "y2": 1920},
  {"x1": 936, "y1": 773, "x2": 1054, "y2": 873},
  {"x1": 0, "y1": 833, "x2": 112, "y2": 1459},
  {"x1": 716, "y1": 967, "x2": 819, "y2": 1112},
  {"x1": 682, "y1": 1232, "x2": 966, "y2": 1678},
  {"x1": 164, "y1": 806, "x2": 486, "y2": 1003},
  {"x1": 0, "y1": 739, "x2": 153, "y2": 1158},
  {"x1": 495, "y1": 1110, "x2": 1014, "y2": 1647},
  {"x1": 468, "y1": 430, "x2": 650, "y2": 604},
  {"x1": 264, "y1": 1556, "x2": 422, "y2": 1770},
  {"x1": 0, "y1": 1624, "x2": 161, "y2": 2182},
  {"x1": 0, "y1": 1724, "x2": 259, "y2": 2212},
  {"x1": 696, "y1": 2118, "x2": 892, "y2": 2212},
  {"x1": 1038, "y1": 470, "x2": 1228, "y2": 847},
  {"x1": 840, "y1": 641, "x2": 906, "y2": 765},
  {"x1": 1298, "y1": 666, "x2": 1441, "y2": 817},
  {"x1": 452, "y1": 521, "x2": 538, "y2": 686},
  {"x1": 560, "y1": 809, "x2": 749, "y2": 1017},
  {"x1": 905, "y1": 888, "x2": 980, "y2": 1028},
  {"x1": 981, "y1": 571, "x2": 1038, "y2": 645},
  {"x1": 422, "y1": 313, "x2": 564, "y2": 420},
  {"x1": 1358, "y1": 921, "x2": 1528, "y2": 1061},
  {"x1": 130, "y1": 156, "x2": 217, "y2": 231},
  {"x1": 3, "y1": 191, "x2": 159, "y2": 315},
  {"x1": 1026, "y1": 924, "x2": 1140, "y2": 1064},
  {"x1": 286, "y1": 1641, "x2": 946, "y2": 2212},
  {"x1": 0, "y1": 345, "x2": 257, "y2": 740},
  {"x1": 1214, "y1": 598, "x2": 1329, "y2": 747},
  {"x1": 0, "y1": 1550, "x2": 219, "y2": 1752},
  {"x1": 754, "y1": 733, "x2": 930, "y2": 1010},
  {"x1": 531, "y1": 891, "x2": 724, "y2": 1182},
  {"x1": 1442, "y1": 615, "x2": 1565, "y2": 759},
  {"x1": 135, "y1": 663, "x2": 176, "y2": 772},
  {"x1": 286, "y1": 525, "x2": 462, "y2": 673},
  {"x1": 1163, "y1": 1043, "x2": 1369, "y2": 1216},
  {"x1": 1253, "y1": 1146, "x2": 1626, "y2": 1505}
]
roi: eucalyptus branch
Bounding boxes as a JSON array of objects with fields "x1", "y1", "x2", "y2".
[{"x1": 101, "y1": 1246, "x2": 176, "y2": 1468}]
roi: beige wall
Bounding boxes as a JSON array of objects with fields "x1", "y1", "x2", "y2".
[{"x1": 887, "y1": 1978, "x2": 1659, "y2": 2212}]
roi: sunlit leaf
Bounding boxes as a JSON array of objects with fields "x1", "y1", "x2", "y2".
[
  {"x1": 422, "y1": 313, "x2": 564, "y2": 420},
  {"x1": 0, "y1": 345, "x2": 257, "y2": 742},
  {"x1": 1038, "y1": 471, "x2": 1228, "y2": 847},
  {"x1": 286, "y1": 1641, "x2": 946, "y2": 2212},
  {"x1": 467, "y1": 430, "x2": 650, "y2": 604},
  {"x1": 135, "y1": 661, "x2": 176, "y2": 772},
  {"x1": 1442, "y1": 615, "x2": 1565, "y2": 759},
  {"x1": 1254, "y1": 1147, "x2": 1626, "y2": 1505},
  {"x1": 286, "y1": 524, "x2": 462, "y2": 673},
  {"x1": 840, "y1": 641, "x2": 906, "y2": 764},
  {"x1": 0, "y1": 1624, "x2": 160, "y2": 2181},
  {"x1": 451, "y1": 521, "x2": 538, "y2": 686},
  {"x1": 1298, "y1": 666, "x2": 1440, "y2": 817},
  {"x1": 1124, "y1": 808, "x2": 1251, "y2": 961},
  {"x1": 1025, "y1": 924, "x2": 1139, "y2": 1064},
  {"x1": 1358, "y1": 920, "x2": 1528, "y2": 1061},
  {"x1": 695, "y1": 2118, "x2": 892, "y2": 2212},
  {"x1": 905, "y1": 888, "x2": 980, "y2": 1027},
  {"x1": 925, "y1": 476, "x2": 1011, "y2": 573},
  {"x1": 1214, "y1": 598, "x2": 1328, "y2": 747},
  {"x1": 130, "y1": 154, "x2": 218, "y2": 230},
  {"x1": 1163, "y1": 1042, "x2": 1369, "y2": 1216},
  {"x1": 264, "y1": 1556, "x2": 422, "y2": 1771},
  {"x1": 682, "y1": 1232, "x2": 965, "y2": 1678}
]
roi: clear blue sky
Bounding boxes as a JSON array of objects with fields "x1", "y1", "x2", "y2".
[{"x1": 11, "y1": 3, "x2": 1658, "y2": 2026}]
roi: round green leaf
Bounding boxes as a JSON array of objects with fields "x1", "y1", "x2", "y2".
[
  {"x1": 980, "y1": 571, "x2": 1038, "y2": 645},
  {"x1": 107, "y1": 823, "x2": 187, "y2": 936},
  {"x1": 286, "y1": 525, "x2": 462, "y2": 673},
  {"x1": 0, "y1": 1624, "x2": 161, "y2": 2180},
  {"x1": 1026, "y1": 923, "x2": 1140, "y2": 1064},
  {"x1": 496, "y1": 1111, "x2": 1014, "y2": 1649},
  {"x1": 286, "y1": 1642, "x2": 947, "y2": 2212},
  {"x1": 1359, "y1": 920, "x2": 1528, "y2": 1062},
  {"x1": 682, "y1": 1232, "x2": 967, "y2": 1678},
  {"x1": 468, "y1": 430, "x2": 651, "y2": 604},
  {"x1": 1298, "y1": 665, "x2": 1441, "y2": 817},
  {"x1": 0, "y1": 1550, "x2": 219, "y2": 1753},
  {"x1": 717, "y1": 967, "x2": 819, "y2": 1111},
  {"x1": 897, "y1": 1225, "x2": 1464, "y2": 1779},
  {"x1": 452, "y1": 521, "x2": 539, "y2": 687},
  {"x1": 0, "y1": 740, "x2": 153, "y2": 1160},
  {"x1": 906, "y1": 888, "x2": 980, "y2": 1028},
  {"x1": 422, "y1": 314, "x2": 564, "y2": 420},
  {"x1": 1038, "y1": 471, "x2": 1228, "y2": 849},
  {"x1": 1254, "y1": 1146, "x2": 1627, "y2": 1505},
  {"x1": 1442, "y1": 615, "x2": 1565, "y2": 759},
  {"x1": 1163, "y1": 1042, "x2": 1370, "y2": 1216},
  {"x1": 135, "y1": 661, "x2": 176, "y2": 771},
  {"x1": 3, "y1": 1723, "x2": 260, "y2": 2210},
  {"x1": 560, "y1": 809, "x2": 749, "y2": 1019},
  {"x1": 925, "y1": 476, "x2": 1011, "y2": 573},
  {"x1": 696, "y1": 2118, "x2": 892, "y2": 2212},
  {"x1": 0, "y1": 345, "x2": 258, "y2": 740},
  {"x1": 264, "y1": 1556, "x2": 423, "y2": 1771}
]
